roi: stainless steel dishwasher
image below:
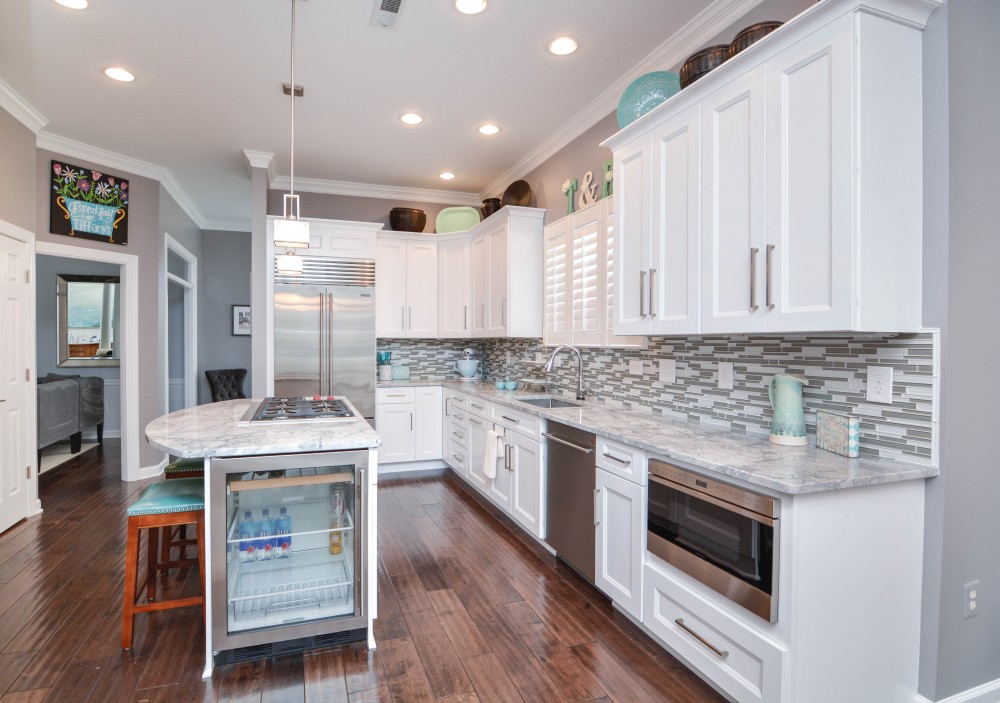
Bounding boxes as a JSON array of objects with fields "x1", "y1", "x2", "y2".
[{"x1": 543, "y1": 421, "x2": 597, "y2": 582}]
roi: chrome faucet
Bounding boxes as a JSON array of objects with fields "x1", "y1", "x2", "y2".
[{"x1": 544, "y1": 345, "x2": 587, "y2": 400}]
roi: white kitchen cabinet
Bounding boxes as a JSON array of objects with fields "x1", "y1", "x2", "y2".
[
  {"x1": 508, "y1": 429, "x2": 544, "y2": 538},
  {"x1": 438, "y1": 237, "x2": 472, "y2": 338},
  {"x1": 612, "y1": 133, "x2": 651, "y2": 335},
  {"x1": 442, "y1": 389, "x2": 469, "y2": 475},
  {"x1": 376, "y1": 402, "x2": 414, "y2": 464},
  {"x1": 375, "y1": 236, "x2": 437, "y2": 338},
  {"x1": 595, "y1": 468, "x2": 644, "y2": 620},
  {"x1": 413, "y1": 386, "x2": 443, "y2": 461},
  {"x1": 376, "y1": 386, "x2": 441, "y2": 464},
  {"x1": 465, "y1": 412, "x2": 491, "y2": 492},
  {"x1": 470, "y1": 232, "x2": 489, "y2": 337},
  {"x1": 480, "y1": 207, "x2": 544, "y2": 338},
  {"x1": 487, "y1": 219, "x2": 509, "y2": 338}
]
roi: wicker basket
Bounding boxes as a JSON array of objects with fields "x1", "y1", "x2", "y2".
[
  {"x1": 729, "y1": 21, "x2": 783, "y2": 57},
  {"x1": 679, "y1": 45, "x2": 731, "y2": 88}
]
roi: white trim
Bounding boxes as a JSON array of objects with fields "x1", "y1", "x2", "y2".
[
  {"x1": 163, "y1": 234, "x2": 199, "y2": 414},
  {"x1": 480, "y1": 0, "x2": 767, "y2": 198},
  {"x1": 243, "y1": 150, "x2": 275, "y2": 184},
  {"x1": 36, "y1": 132, "x2": 208, "y2": 231},
  {"x1": 35, "y1": 240, "x2": 141, "y2": 482},
  {"x1": 915, "y1": 677, "x2": 1000, "y2": 703},
  {"x1": 270, "y1": 175, "x2": 482, "y2": 207},
  {"x1": 136, "y1": 457, "x2": 168, "y2": 481},
  {"x1": 0, "y1": 78, "x2": 48, "y2": 134}
]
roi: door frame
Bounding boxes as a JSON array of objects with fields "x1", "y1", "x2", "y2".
[
  {"x1": 163, "y1": 234, "x2": 198, "y2": 412},
  {"x1": 35, "y1": 239, "x2": 140, "y2": 483}
]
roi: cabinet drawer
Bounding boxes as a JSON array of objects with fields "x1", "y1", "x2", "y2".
[
  {"x1": 596, "y1": 437, "x2": 646, "y2": 485},
  {"x1": 643, "y1": 562, "x2": 785, "y2": 703},
  {"x1": 445, "y1": 439, "x2": 469, "y2": 473},
  {"x1": 448, "y1": 421, "x2": 469, "y2": 449},
  {"x1": 467, "y1": 396, "x2": 490, "y2": 418},
  {"x1": 490, "y1": 404, "x2": 542, "y2": 439},
  {"x1": 377, "y1": 388, "x2": 415, "y2": 404},
  {"x1": 466, "y1": 413, "x2": 488, "y2": 431},
  {"x1": 444, "y1": 392, "x2": 468, "y2": 416}
]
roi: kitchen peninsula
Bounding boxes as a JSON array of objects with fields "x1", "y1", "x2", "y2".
[{"x1": 145, "y1": 397, "x2": 380, "y2": 677}]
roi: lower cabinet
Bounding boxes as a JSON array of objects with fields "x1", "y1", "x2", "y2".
[
  {"x1": 376, "y1": 386, "x2": 442, "y2": 464},
  {"x1": 595, "y1": 468, "x2": 644, "y2": 620},
  {"x1": 508, "y1": 429, "x2": 543, "y2": 538}
]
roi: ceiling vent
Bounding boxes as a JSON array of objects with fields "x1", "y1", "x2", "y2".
[{"x1": 371, "y1": 0, "x2": 405, "y2": 30}]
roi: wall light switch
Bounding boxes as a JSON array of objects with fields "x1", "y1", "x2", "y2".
[
  {"x1": 629, "y1": 359, "x2": 644, "y2": 376},
  {"x1": 659, "y1": 359, "x2": 676, "y2": 384},
  {"x1": 866, "y1": 365, "x2": 893, "y2": 404},
  {"x1": 718, "y1": 362, "x2": 734, "y2": 390}
]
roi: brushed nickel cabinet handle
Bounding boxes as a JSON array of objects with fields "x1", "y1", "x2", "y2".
[
  {"x1": 674, "y1": 618, "x2": 729, "y2": 659},
  {"x1": 639, "y1": 270, "x2": 647, "y2": 318},
  {"x1": 502, "y1": 298, "x2": 507, "y2": 326},
  {"x1": 750, "y1": 248, "x2": 760, "y2": 311},
  {"x1": 401, "y1": 306, "x2": 406, "y2": 329},
  {"x1": 601, "y1": 452, "x2": 631, "y2": 466},
  {"x1": 594, "y1": 488, "x2": 601, "y2": 526},
  {"x1": 453, "y1": 453, "x2": 465, "y2": 463},
  {"x1": 444, "y1": 397, "x2": 451, "y2": 416},
  {"x1": 464, "y1": 305, "x2": 468, "y2": 330},
  {"x1": 481, "y1": 303, "x2": 486, "y2": 327},
  {"x1": 766, "y1": 244, "x2": 775, "y2": 309},
  {"x1": 469, "y1": 417, "x2": 483, "y2": 425},
  {"x1": 409, "y1": 306, "x2": 413, "y2": 329},
  {"x1": 648, "y1": 268, "x2": 656, "y2": 318},
  {"x1": 500, "y1": 415, "x2": 519, "y2": 424}
]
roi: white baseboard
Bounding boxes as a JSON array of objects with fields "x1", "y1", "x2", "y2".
[
  {"x1": 916, "y1": 678, "x2": 1000, "y2": 703},
  {"x1": 82, "y1": 430, "x2": 121, "y2": 441},
  {"x1": 377, "y1": 459, "x2": 447, "y2": 475},
  {"x1": 134, "y1": 458, "x2": 167, "y2": 481},
  {"x1": 31, "y1": 499, "x2": 42, "y2": 516}
]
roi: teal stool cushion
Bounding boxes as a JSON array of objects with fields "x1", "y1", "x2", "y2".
[
  {"x1": 164, "y1": 458, "x2": 204, "y2": 474},
  {"x1": 127, "y1": 478, "x2": 205, "y2": 516}
]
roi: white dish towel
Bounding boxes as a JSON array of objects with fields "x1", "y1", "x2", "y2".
[{"x1": 483, "y1": 427, "x2": 504, "y2": 479}]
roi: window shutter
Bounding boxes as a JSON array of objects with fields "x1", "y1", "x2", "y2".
[
  {"x1": 572, "y1": 217, "x2": 602, "y2": 345},
  {"x1": 544, "y1": 223, "x2": 570, "y2": 346}
]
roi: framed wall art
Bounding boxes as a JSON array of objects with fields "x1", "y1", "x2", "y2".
[
  {"x1": 232, "y1": 305, "x2": 251, "y2": 336},
  {"x1": 50, "y1": 161, "x2": 130, "y2": 245}
]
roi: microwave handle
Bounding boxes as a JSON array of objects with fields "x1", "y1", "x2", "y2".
[{"x1": 648, "y1": 472, "x2": 776, "y2": 527}]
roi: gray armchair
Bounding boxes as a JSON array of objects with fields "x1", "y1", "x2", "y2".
[
  {"x1": 37, "y1": 379, "x2": 81, "y2": 462},
  {"x1": 41, "y1": 373, "x2": 106, "y2": 443}
]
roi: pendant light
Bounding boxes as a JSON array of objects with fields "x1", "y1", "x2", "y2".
[{"x1": 274, "y1": 0, "x2": 309, "y2": 266}]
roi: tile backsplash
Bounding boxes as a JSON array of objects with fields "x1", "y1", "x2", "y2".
[{"x1": 379, "y1": 333, "x2": 937, "y2": 466}]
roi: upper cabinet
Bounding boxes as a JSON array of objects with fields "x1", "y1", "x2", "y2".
[
  {"x1": 375, "y1": 235, "x2": 437, "y2": 338},
  {"x1": 438, "y1": 237, "x2": 472, "y2": 338},
  {"x1": 604, "y1": 0, "x2": 934, "y2": 335},
  {"x1": 484, "y1": 207, "x2": 545, "y2": 338}
]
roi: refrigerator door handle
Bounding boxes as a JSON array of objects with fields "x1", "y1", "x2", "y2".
[{"x1": 319, "y1": 291, "x2": 327, "y2": 392}]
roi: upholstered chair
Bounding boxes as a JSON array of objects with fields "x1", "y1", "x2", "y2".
[{"x1": 204, "y1": 368, "x2": 248, "y2": 403}]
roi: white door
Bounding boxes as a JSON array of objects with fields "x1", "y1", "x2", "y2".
[
  {"x1": 613, "y1": 133, "x2": 652, "y2": 335},
  {"x1": 487, "y1": 224, "x2": 509, "y2": 337},
  {"x1": 543, "y1": 217, "x2": 571, "y2": 346},
  {"x1": 595, "y1": 468, "x2": 644, "y2": 620},
  {"x1": 488, "y1": 430, "x2": 514, "y2": 511},
  {"x1": 375, "y1": 238, "x2": 408, "y2": 337},
  {"x1": 0, "y1": 233, "x2": 31, "y2": 533},
  {"x1": 405, "y1": 241, "x2": 438, "y2": 337},
  {"x1": 509, "y1": 431, "x2": 544, "y2": 538},
  {"x1": 470, "y1": 233, "x2": 490, "y2": 337},
  {"x1": 571, "y1": 205, "x2": 604, "y2": 346},
  {"x1": 701, "y1": 68, "x2": 767, "y2": 333},
  {"x1": 438, "y1": 238, "x2": 472, "y2": 338},
  {"x1": 375, "y1": 403, "x2": 414, "y2": 464},
  {"x1": 466, "y1": 415, "x2": 491, "y2": 493},
  {"x1": 413, "y1": 386, "x2": 442, "y2": 461}
]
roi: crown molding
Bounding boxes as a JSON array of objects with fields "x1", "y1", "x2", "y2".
[
  {"x1": 36, "y1": 131, "x2": 208, "y2": 230},
  {"x1": 243, "y1": 150, "x2": 275, "y2": 184},
  {"x1": 0, "y1": 78, "x2": 48, "y2": 135},
  {"x1": 480, "y1": 0, "x2": 764, "y2": 198},
  {"x1": 271, "y1": 175, "x2": 482, "y2": 207}
]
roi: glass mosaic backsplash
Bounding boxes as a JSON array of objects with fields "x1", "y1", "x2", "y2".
[{"x1": 378, "y1": 333, "x2": 937, "y2": 465}]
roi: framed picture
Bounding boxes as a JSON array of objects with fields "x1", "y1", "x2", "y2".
[{"x1": 232, "y1": 305, "x2": 251, "y2": 336}]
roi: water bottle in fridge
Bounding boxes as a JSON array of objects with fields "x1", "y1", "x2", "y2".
[
  {"x1": 276, "y1": 507, "x2": 292, "y2": 558},
  {"x1": 258, "y1": 508, "x2": 275, "y2": 560},
  {"x1": 238, "y1": 511, "x2": 257, "y2": 563}
]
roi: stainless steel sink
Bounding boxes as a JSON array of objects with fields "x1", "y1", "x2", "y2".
[{"x1": 517, "y1": 397, "x2": 581, "y2": 409}]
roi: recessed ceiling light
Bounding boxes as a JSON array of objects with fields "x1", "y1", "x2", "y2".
[
  {"x1": 54, "y1": 0, "x2": 88, "y2": 8},
  {"x1": 104, "y1": 67, "x2": 135, "y2": 82},
  {"x1": 477, "y1": 123, "x2": 501, "y2": 136},
  {"x1": 439, "y1": 172, "x2": 456, "y2": 180},
  {"x1": 548, "y1": 36, "x2": 578, "y2": 56},
  {"x1": 455, "y1": 0, "x2": 487, "y2": 15},
  {"x1": 400, "y1": 113, "x2": 424, "y2": 125}
]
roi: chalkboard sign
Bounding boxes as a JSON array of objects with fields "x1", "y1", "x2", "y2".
[{"x1": 50, "y1": 160, "x2": 129, "y2": 245}]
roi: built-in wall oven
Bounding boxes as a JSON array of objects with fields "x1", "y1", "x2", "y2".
[{"x1": 647, "y1": 458, "x2": 780, "y2": 622}]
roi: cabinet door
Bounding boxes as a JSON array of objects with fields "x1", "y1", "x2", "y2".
[
  {"x1": 488, "y1": 225, "x2": 509, "y2": 337},
  {"x1": 376, "y1": 403, "x2": 414, "y2": 464},
  {"x1": 466, "y1": 416, "x2": 492, "y2": 493},
  {"x1": 595, "y1": 469, "x2": 644, "y2": 620},
  {"x1": 614, "y1": 133, "x2": 652, "y2": 335},
  {"x1": 488, "y1": 431, "x2": 514, "y2": 511},
  {"x1": 764, "y1": 22, "x2": 853, "y2": 332},
  {"x1": 509, "y1": 431, "x2": 544, "y2": 538},
  {"x1": 543, "y1": 217, "x2": 572, "y2": 346},
  {"x1": 413, "y1": 386, "x2": 442, "y2": 461},
  {"x1": 375, "y1": 238, "x2": 408, "y2": 337},
  {"x1": 571, "y1": 205, "x2": 604, "y2": 346},
  {"x1": 603, "y1": 197, "x2": 645, "y2": 347},
  {"x1": 471, "y1": 233, "x2": 490, "y2": 337},
  {"x1": 438, "y1": 238, "x2": 472, "y2": 338},
  {"x1": 701, "y1": 68, "x2": 767, "y2": 333},
  {"x1": 650, "y1": 105, "x2": 701, "y2": 335},
  {"x1": 405, "y1": 241, "x2": 438, "y2": 337}
]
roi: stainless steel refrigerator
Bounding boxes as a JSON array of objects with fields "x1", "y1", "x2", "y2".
[{"x1": 274, "y1": 258, "x2": 376, "y2": 420}]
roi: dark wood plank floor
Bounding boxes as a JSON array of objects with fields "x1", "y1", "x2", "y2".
[{"x1": 0, "y1": 441, "x2": 726, "y2": 703}]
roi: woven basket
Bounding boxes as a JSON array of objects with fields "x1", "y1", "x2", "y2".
[
  {"x1": 679, "y1": 45, "x2": 730, "y2": 88},
  {"x1": 729, "y1": 21, "x2": 783, "y2": 57}
]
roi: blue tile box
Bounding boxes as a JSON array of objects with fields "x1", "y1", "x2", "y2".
[{"x1": 816, "y1": 410, "x2": 860, "y2": 458}]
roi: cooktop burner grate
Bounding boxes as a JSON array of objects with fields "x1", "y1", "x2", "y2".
[{"x1": 244, "y1": 397, "x2": 356, "y2": 424}]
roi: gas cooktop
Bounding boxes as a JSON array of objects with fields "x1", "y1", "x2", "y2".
[{"x1": 240, "y1": 397, "x2": 356, "y2": 425}]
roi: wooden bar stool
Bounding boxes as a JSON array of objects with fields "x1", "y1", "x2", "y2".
[
  {"x1": 122, "y1": 477, "x2": 206, "y2": 650},
  {"x1": 161, "y1": 458, "x2": 205, "y2": 563}
]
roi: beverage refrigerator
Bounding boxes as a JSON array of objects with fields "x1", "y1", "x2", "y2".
[{"x1": 209, "y1": 448, "x2": 369, "y2": 664}]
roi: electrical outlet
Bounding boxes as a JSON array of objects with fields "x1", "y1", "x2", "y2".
[
  {"x1": 718, "y1": 362, "x2": 734, "y2": 390},
  {"x1": 659, "y1": 359, "x2": 676, "y2": 384},
  {"x1": 505, "y1": 351, "x2": 512, "y2": 365},
  {"x1": 629, "y1": 359, "x2": 644, "y2": 376},
  {"x1": 866, "y1": 366, "x2": 893, "y2": 404},
  {"x1": 964, "y1": 580, "x2": 980, "y2": 619}
]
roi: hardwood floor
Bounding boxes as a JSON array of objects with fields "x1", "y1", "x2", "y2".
[{"x1": 0, "y1": 441, "x2": 726, "y2": 703}]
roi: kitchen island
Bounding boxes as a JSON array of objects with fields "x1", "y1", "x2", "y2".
[{"x1": 146, "y1": 398, "x2": 380, "y2": 678}]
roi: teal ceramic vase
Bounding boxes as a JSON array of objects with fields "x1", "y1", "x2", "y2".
[{"x1": 768, "y1": 374, "x2": 808, "y2": 446}]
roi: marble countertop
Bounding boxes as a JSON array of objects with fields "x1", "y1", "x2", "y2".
[
  {"x1": 146, "y1": 398, "x2": 381, "y2": 458},
  {"x1": 387, "y1": 379, "x2": 937, "y2": 495}
]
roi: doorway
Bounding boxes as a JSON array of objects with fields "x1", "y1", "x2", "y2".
[{"x1": 163, "y1": 235, "x2": 197, "y2": 413}]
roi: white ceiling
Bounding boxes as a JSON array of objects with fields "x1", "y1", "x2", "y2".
[{"x1": 0, "y1": 0, "x2": 807, "y2": 228}]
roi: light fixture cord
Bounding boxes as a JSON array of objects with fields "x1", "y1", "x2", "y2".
[{"x1": 289, "y1": 0, "x2": 296, "y2": 198}]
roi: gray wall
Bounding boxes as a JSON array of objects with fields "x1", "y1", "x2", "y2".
[
  {"x1": 199, "y1": 230, "x2": 252, "y2": 404},
  {"x1": 919, "y1": 0, "x2": 1000, "y2": 699},
  {"x1": 0, "y1": 109, "x2": 36, "y2": 232},
  {"x1": 267, "y1": 190, "x2": 451, "y2": 234}
]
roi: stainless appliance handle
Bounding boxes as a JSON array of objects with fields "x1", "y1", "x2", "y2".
[
  {"x1": 648, "y1": 472, "x2": 777, "y2": 526},
  {"x1": 639, "y1": 270, "x2": 647, "y2": 318},
  {"x1": 766, "y1": 244, "x2": 775, "y2": 309},
  {"x1": 594, "y1": 487, "x2": 601, "y2": 526},
  {"x1": 750, "y1": 247, "x2": 760, "y2": 311},
  {"x1": 357, "y1": 468, "x2": 366, "y2": 619},
  {"x1": 542, "y1": 432, "x2": 594, "y2": 454},
  {"x1": 327, "y1": 292, "x2": 335, "y2": 395},
  {"x1": 601, "y1": 452, "x2": 631, "y2": 466},
  {"x1": 319, "y1": 292, "x2": 327, "y2": 392},
  {"x1": 675, "y1": 618, "x2": 729, "y2": 659},
  {"x1": 648, "y1": 268, "x2": 656, "y2": 318}
]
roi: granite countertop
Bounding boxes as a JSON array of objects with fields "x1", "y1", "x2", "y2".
[
  {"x1": 385, "y1": 379, "x2": 937, "y2": 495},
  {"x1": 146, "y1": 398, "x2": 381, "y2": 458}
]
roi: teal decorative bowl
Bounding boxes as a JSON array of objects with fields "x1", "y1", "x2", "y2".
[{"x1": 617, "y1": 71, "x2": 681, "y2": 128}]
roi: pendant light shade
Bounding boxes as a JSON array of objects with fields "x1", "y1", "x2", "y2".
[
  {"x1": 274, "y1": 0, "x2": 309, "y2": 251},
  {"x1": 275, "y1": 252, "x2": 304, "y2": 276}
]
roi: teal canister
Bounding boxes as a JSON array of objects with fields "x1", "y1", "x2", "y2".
[{"x1": 768, "y1": 374, "x2": 809, "y2": 446}]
